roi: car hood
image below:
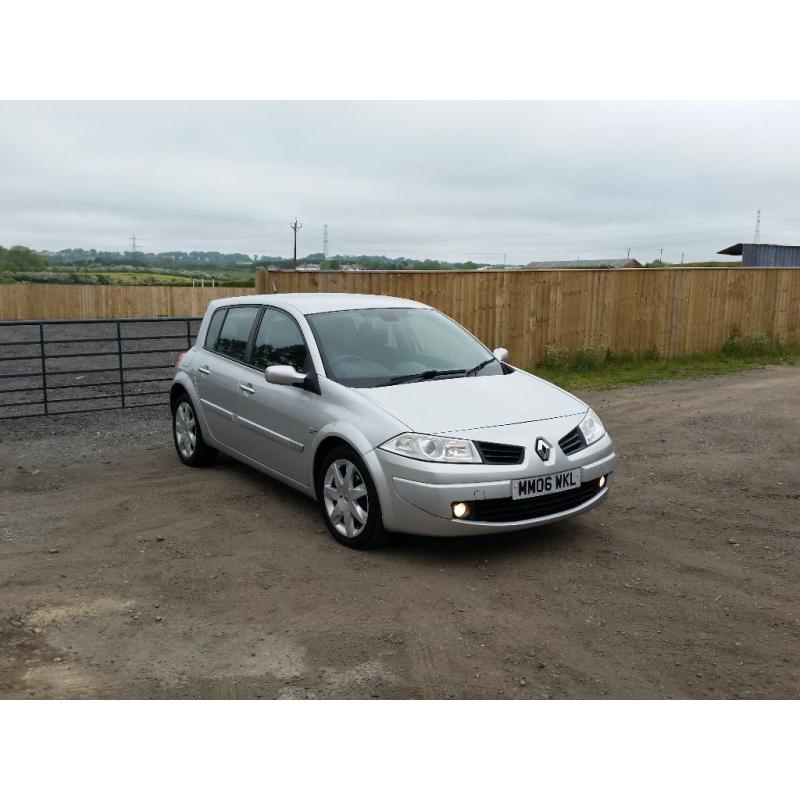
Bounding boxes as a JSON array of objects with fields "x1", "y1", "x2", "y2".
[{"x1": 355, "y1": 369, "x2": 587, "y2": 434}]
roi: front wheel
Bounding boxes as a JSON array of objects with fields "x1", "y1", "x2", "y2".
[{"x1": 317, "y1": 445, "x2": 387, "y2": 549}]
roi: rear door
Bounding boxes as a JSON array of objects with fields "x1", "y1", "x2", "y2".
[
  {"x1": 194, "y1": 305, "x2": 260, "y2": 446},
  {"x1": 235, "y1": 306, "x2": 316, "y2": 487}
]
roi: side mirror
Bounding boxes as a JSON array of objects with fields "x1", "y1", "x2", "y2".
[
  {"x1": 265, "y1": 364, "x2": 307, "y2": 386},
  {"x1": 493, "y1": 347, "x2": 509, "y2": 363}
]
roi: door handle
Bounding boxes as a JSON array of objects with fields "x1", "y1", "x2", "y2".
[
  {"x1": 239, "y1": 383, "x2": 255, "y2": 394},
  {"x1": 198, "y1": 365, "x2": 211, "y2": 375}
]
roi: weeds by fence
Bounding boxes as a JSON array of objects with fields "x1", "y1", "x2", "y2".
[{"x1": 535, "y1": 333, "x2": 799, "y2": 391}]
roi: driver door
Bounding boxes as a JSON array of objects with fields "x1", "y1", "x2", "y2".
[{"x1": 235, "y1": 306, "x2": 316, "y2": 488}]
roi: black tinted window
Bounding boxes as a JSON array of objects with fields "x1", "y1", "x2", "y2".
[
  {"x1": 215, "y1": 306, "x2": 259, "y2": 362},
  {"x1": 251, "y1": 308, "x2": 309, "y2": 372},
  {"x1": 204, "y1": 307, "x2": 227, "y2": 350}
]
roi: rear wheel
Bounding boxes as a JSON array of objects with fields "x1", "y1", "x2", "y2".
[
  {"x1": 317, "y1": 445, "x2": 387, "y2": 549},
  {"x1": 172, "y1": 393, "x2": 218, "y2": 467}
]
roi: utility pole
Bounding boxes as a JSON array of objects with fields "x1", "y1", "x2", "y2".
[
  {"x1": 659, "y1": 247, "x2": 664, "y2": 263},
  {"x1": 681, "y1": 251, "x2": 685, "y2": 264},
  {"x1": 323, "y1": 223, "x2": 329, "y2": 260},
  {"x1": 627, "y1": 247, "x2": 631, "y2": 259},
  {"x1": 290, "y1": 218, "x2": 303, "y2": 269},
  {"x1": 129, "y1": 234, "x2": 138, "y2": 254},
  {"x1": 754, "y1": 209, "x2": 761, "y2": 244}
]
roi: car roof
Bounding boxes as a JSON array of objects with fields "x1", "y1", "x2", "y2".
[{"x1": 207, "y1": 292, "x2": 430, "y2": 315}]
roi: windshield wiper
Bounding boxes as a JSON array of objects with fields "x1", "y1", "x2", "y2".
[
  {"x1": 464, "y1": 357, "x2": 496, "y2": 376},
  {"x1": 378, "y1": 368, "x2": 466, "y2": 387}
]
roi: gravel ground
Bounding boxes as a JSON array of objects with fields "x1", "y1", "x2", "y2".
[{"x1": 0, "y1": 365, "x2": 798, "y2": 699}]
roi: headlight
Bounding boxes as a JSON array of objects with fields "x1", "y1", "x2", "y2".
[
  {"x1": 579, "y1": 408, "x2": 605, "y2": 445},
  {"x1": 379, "y1": 433, "x2": 482, "y2": 463}
]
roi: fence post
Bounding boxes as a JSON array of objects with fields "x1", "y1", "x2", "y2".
[
  {"x1": 186, "y1": 318, "x2": 192, "y2": 350},
  {"x1": 39, "y1": 323, "x2": 48, "y2": 415},
  {"x1": 116, "y1": 321, "x2": 126, "y2": 408}
]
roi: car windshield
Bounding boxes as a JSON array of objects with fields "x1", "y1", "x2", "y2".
[{"x1": 305, "y1": 307, "x2": 504, "y2": 388}]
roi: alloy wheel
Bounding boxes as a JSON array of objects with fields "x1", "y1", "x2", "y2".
[
  {"x1": 322, "y1": 459, "x2": 369, "y2": 538},
  {"x1": 174, "y1": 400, "x2": 197, "y2": 459}
]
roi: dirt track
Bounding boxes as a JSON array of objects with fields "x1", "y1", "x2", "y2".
[{"x1": 1, "y1": 366, "x2": 798, "y2": 699}]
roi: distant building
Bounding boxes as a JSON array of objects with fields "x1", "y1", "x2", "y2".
[
  {"x1": 517, "y1": 258, "x2": 643, "y2": 270},
  {"x1": 717, "y1": 243, "x2": 800, "y2": 268},
  {"x1": 339, "y1": 263, "x2": 364, "y2": 271},
  {"x1": 295, "y1": 264, "x2": 320, "y2": 271}
]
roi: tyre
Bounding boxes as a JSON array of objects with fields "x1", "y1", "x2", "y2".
[
  {"x1": 171, "y1": 392, "x2": 218, "y2": 467},
  {"x1": 317, "y1": 445, "x2": 387, "y2": 549}
]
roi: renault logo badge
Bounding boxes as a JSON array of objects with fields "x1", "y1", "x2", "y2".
[{"x1": 535, "y1": 437, "x2": 552, "y2": 462}]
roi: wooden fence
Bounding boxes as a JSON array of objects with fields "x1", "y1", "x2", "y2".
[
  {"x1": 2, "y1": 268, "x2": 799, "y2": 367},
  {"x1": 0, "y1": 284, "x2": 256, "y2": 321},
  {"x1": 257, "y1": 268, "x2": 800, "y2": 366}
]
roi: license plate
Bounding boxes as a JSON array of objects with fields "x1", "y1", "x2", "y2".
[{"x1": 511, "y1": 469, "x2": 582, "y2": 500}]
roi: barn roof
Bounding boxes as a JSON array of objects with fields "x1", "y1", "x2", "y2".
[{"x1": 717, "y1": 242, "x2": 800, "y2": 255}]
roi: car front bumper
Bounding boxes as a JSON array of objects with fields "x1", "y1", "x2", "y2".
[{"x1": 363, "y1": 421, "x2": 616, "y2": 537}]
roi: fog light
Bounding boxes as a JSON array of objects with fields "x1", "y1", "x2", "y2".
[
  {"x1": 599, "y1": 475, "x2": 606, "y2": 488},
  {"x1": 452, "y1": 501, "x2": 470, "y2": 519}
]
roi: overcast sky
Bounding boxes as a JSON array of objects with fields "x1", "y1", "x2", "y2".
[{"x1": 1, "y1": 101, "x2": 799, "y2": 264}]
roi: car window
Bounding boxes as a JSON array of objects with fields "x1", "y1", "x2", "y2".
[
  {"x1": 214, "y1": 306, "x2": 259, "y2": 362},
  {"x1": 398, "y1": 310, "x2": 476, "y2": 365},
  {"x1": 251, "y1": 308, "x2": 310, "y2": 372},
  {"x1": 204, "y1": 307, "x2": 227, "y2": 351},
  {"x1": 306, "y1": 307, "x2": 502, "y2": 387}
]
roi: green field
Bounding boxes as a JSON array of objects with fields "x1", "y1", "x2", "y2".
[
  {"x1": 95, "y1": 271, "x2": 194, "y2": 285},
  {"x1": 6, "y1": 268, "x2": 256, "y2": 287}
]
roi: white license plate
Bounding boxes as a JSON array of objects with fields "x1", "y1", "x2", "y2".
[{"x1": 511, "y1": 469, "x2": 582, "y2": 500}]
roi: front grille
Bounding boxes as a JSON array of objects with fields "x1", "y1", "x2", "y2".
[
  {"x1": 558, "y1": 425, "x2": 587, "y2": 455},
  {"x1": 474, "y1": 440, "x2": 525, "y2": 465},
  {"x1": 470, "y1": 478, "x2": 603, "y2": 522}
]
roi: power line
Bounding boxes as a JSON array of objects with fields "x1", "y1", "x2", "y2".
[
  {"x1": 0, "y1": 187, "x2": 290, "y2": 226},
  {"x1": 1, "y1": 186, "x2": 765, "y2": 251},
  {"x1": 330, "y1": 228, "x2": 752, "y2": 252},
  {"x1": 0, "y1": 188, "x2": 757, "y2": 240},
  {"x1": 329, "y1": 216, "x2": 756, "y2": 242},
  {"x1": 328, "y1": 223, "x2": 753, "y2": 248}
]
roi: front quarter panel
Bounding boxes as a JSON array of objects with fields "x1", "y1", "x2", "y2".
[{"x1": 306, "y1": 375, "x2": 409, "y2": 486}]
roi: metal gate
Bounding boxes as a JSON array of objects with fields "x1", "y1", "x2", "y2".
[{"x1": 0, "y1": 317, "x2": 202, "y2": 420}]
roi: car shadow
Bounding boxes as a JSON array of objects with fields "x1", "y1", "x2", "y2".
[
  {"x1": 384, "y1": 520, "x2": 589, "y2": 562},
  {"x1": 212, "y1": 453, "x2": 596, "y2": 561}
]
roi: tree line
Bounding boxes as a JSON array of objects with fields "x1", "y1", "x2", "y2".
[
  {"x1": 0, "y1": 245, "x2": 48, "y2": 272},
  {"x1": 1, "y1": 244, "x2": 494, "y2": 275}
]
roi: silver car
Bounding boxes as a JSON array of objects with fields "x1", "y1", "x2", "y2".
[{"x1": 171, "y1": 293, "x2": 615, "y2": 548}]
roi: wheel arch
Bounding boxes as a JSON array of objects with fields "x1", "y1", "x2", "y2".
[
  {"x1": 312, "y1": 435, "x2": 354, "y2": 494},
  {"x1": 170, "y1": 375, "x2": 196, "y2": 410},
  {"x1": 310, "y1": 422, "x2": 382, "y2": 491}
]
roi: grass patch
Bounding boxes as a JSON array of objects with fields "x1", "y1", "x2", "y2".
[{"x1": 534, "y1": 333, "x2": 799, "y2": 391}]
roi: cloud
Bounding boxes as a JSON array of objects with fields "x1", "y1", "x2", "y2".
[{"x1": 1, "y1": 101, "x2": 798, "y2": 263}]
